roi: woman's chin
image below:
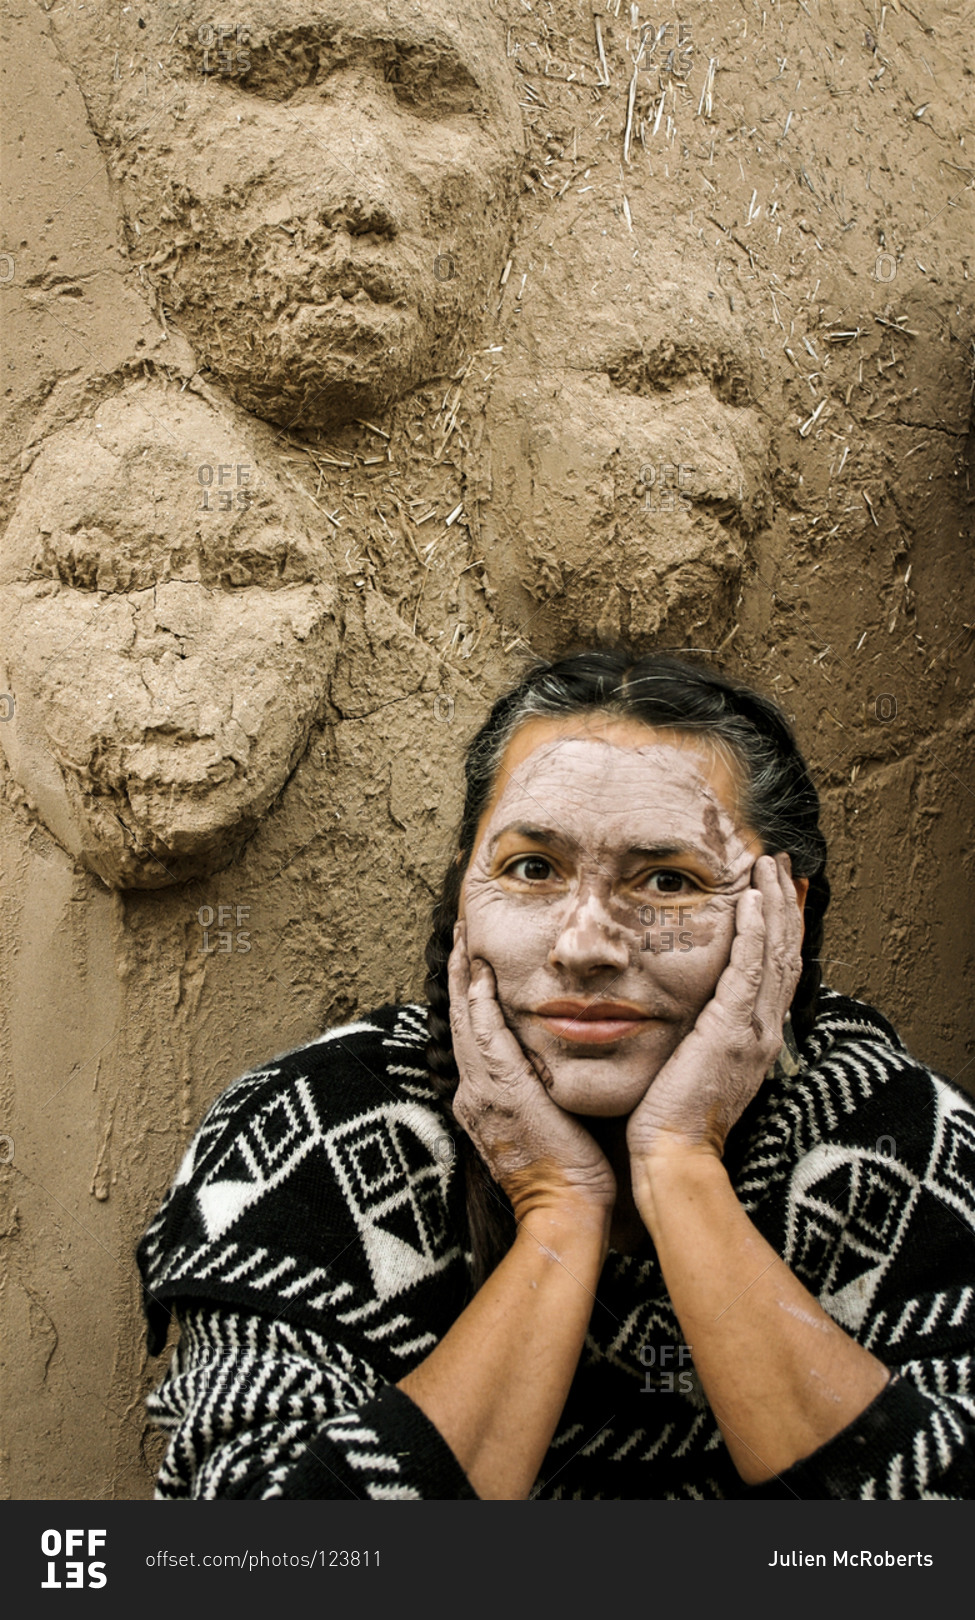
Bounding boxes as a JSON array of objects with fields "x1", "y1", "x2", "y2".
[{"x1": 546, "y1": 1071, "x2": 656, "y2": 1119}]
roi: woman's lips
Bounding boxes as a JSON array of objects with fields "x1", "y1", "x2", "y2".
[
  {"x1": 531, "y1": 1001, "x2": 657, "y2": 1046},
  {"x1": 536, "y1": 1016, "x2": 651, "y2": 1044}
]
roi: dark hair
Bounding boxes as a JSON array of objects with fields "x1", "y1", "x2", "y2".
[{"x1": 423, "y1": 648, "x2": 830, "y2": 1292}]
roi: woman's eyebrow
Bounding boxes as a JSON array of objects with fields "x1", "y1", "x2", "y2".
[
  {"x1": 629, "y1": 842, "x2": 715, "y2": 864},
  {"x1": 487, "y1": 827, "x2": 720, "y2": 870},
  {"x1": 487, "y1": 822, "x2": 571, "y2": 855}
]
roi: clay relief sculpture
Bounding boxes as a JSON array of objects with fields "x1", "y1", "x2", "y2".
[
  {"x1": 0, "y1": 390, "x2": 340, "y2": 888},
  {"x1": 476, "y1": 227, "x2": 770, "y2": 653},
  {"x1": 6, "y1": 1, "x2": 963, "y2": 902},
  {"x1": 0, "y1": 1, "x2": 525, "y2": 888}
]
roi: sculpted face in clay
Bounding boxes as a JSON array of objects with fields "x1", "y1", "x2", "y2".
[
  {"x1": 96, "y1": 0, "x2": 523, "y2": 430},
  {"x1": 0, "y1": 388, "x2": 338, "y2": 888},
  {"x1": 460, "y1": 715, "x2": 767, "y2": 1118}
]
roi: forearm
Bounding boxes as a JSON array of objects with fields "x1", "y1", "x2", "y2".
[
  {"x1": 397, "y1": 1198, "x2": 610, "y2": 1500},
  {"x1": 633, "y1": 1152, "x2": 890, "y2": 1485}
]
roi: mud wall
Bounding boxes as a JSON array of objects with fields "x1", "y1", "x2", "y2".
[{"x1": 1, "y1": 0, "x2": 972, "y2": 1498}]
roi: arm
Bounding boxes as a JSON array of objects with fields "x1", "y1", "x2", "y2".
[
  {"x1": 634, "y1": 1151, "x2": 889, "y2": 1484},
  {"x1": 399, "y1": 930, "x2": 617, "y2": 1500},
  {"x1": 628, "y1": 856, "x2": 890, "y2": 1486},
  {"x1": 398, "y1": 1193, "x2": 610, "y2": 1500}
]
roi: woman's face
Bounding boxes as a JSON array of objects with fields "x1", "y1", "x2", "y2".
[{"x1": 459, "y1": 714, "x2": 805, "y2": 1118}]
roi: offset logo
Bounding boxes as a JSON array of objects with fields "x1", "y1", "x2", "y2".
[{"x1": 41, "y1": 1529, "x2": 107, "y2": 1589}]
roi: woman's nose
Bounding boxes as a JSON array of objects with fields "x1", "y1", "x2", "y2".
[{"x1": 548, "y1": 890, "x2": 631, "y2": 976}]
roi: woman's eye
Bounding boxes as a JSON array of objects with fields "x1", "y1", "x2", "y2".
[
  {"x1": 644, "y1": 870, "x2": 698, "y2": 895},
  {"x1": 506, "y1": 856, "x2": 556, "y2": 883}
]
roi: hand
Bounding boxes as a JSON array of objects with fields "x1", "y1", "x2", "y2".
[
  {"x1": 626, "y1": 853, "x2": 803, "y2": 1167},
  {"x1": 448, "y1": 923, "x2": 617, "y2": 1219}
]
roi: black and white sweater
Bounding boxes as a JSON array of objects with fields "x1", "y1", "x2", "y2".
[{"x1": 137, "y1": 991, "x2": 975, "y2": 1499}]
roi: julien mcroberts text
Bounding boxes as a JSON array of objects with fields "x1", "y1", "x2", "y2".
[{"x1": 768, "y1": 1549, "x2": 933, "y2": 1568}]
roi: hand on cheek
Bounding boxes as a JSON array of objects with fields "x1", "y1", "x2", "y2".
[
  {"x1": 626, "y1": 853, "x2": 804, "y2": 1169},
  {"x1": 448, "y1": 923, "x2": 618, "y2": 1217}
]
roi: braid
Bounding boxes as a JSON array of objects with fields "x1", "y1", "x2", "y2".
[
  {"x1": 423, "y1": 873, "x2": 460, "y2": 1098},
  {"x1": 424, "y1": 860, "x2": 516, "y2": 1294}
]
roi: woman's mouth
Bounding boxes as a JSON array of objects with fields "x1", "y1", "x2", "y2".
[{"x1": 532, "y1": 1000, "x2": 656, "y2": 1045}]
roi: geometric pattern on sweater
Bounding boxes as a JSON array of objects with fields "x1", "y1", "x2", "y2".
[
  {"x1": 195, "y1": 1087, "x2": 456, "y2": 1303},
  {"x1": 138, "y1": 990, "x2": 975, "y2": 1499},
  {"x1": 147, "y1": 1305, "x2": 474, "y2": 1501},
  {"x1": 139, "y1": 1005, "x2": 465, "y2": 1353}
]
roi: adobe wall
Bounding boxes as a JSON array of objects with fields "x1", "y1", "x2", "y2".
[{"x1": 1, "y1": 0, "x2": 971, "y2": 1497}]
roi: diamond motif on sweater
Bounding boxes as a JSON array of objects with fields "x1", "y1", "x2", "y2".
[
  {"x1": 787, "y1": 1143, "x2": 918, "y2": 1330},
  {"x1": 324, "y1": 1105, "x2": 458, "y2": 1301}
]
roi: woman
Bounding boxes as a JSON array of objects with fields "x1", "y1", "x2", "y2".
[{"x1": 138, "y1": 649, "x2": 975, "y2": 1498}]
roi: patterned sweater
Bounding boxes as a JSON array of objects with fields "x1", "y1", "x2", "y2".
[{"x1": 137, "y1": 992, "x2": 975, "y2": 1499}]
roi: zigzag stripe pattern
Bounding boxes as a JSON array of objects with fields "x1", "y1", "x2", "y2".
[
  {"x1": 149, "y1": 1306, "x2": 424, "y2": 1500},
  {"x1": 140, "y1": 992, "x2": 975, "y2": 1499}
]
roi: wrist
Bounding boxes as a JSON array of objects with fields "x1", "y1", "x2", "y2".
[
  {"x1": 631, "y1": 1146, "x2": 731, "y2": 1234},
  {"x1": 512, "y1": 1196, "x2": 613, "y2": 1266},
  {"x1": 502, "y1": 1158, "x2": 616, "y2": 1225}
]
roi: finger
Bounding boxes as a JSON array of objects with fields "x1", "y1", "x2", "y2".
[
  {"x1": 753, "y1": 853, "x2": 788, "y2": 981},
  {"x1": 778, "y1": 852, "x2": 804, "y2": 955},
  {"x1": 753, "y1": 855, "x2": 803, "y2": 1034},
  {"x1": 711, "y1": 888, "x2": 766, "y2": 1028},
  {"x1": 466, "y1": 958, "x2": 523, "y2": 1061},
  {"x1": 447, "y1": 929, "x2": 486, "y2": 1076},
  {"x1": 447, "y1": 922, "x2": 471, "y2": 1002},
  {"x1": 467, "y1": 952, "x2": 498, "y2": 1000},
  {"x1": 773, "y1": 852, "x2": 803, "y2": 964}
]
